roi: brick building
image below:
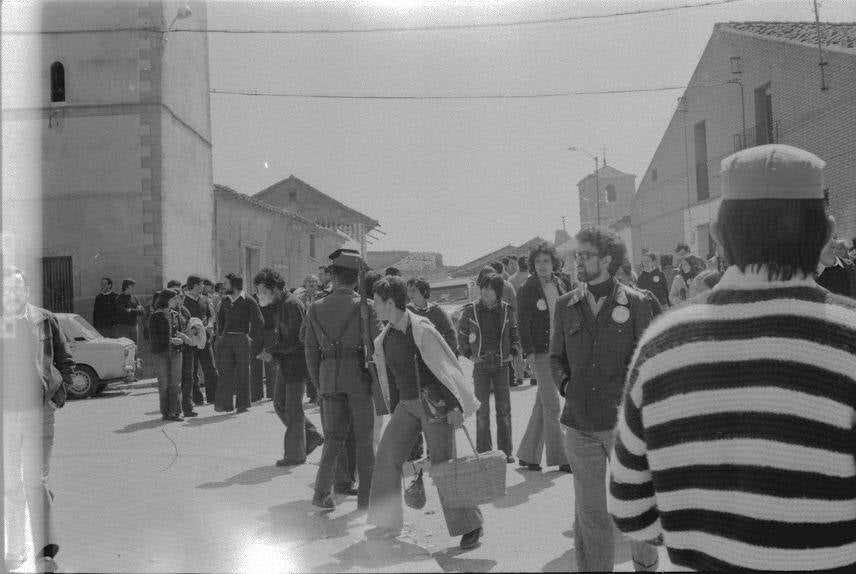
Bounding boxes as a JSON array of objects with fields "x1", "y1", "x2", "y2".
[{"x1": 631, "y1": 22, "x2": 856, "y2": 265}]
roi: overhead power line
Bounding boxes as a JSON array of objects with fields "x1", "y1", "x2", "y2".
[
  {"x1": 7, "y1": 0, "x2": 748, "y2": 35},
  {"x1": 209, "y1": 83, "x2": 725, "y2": 100}
]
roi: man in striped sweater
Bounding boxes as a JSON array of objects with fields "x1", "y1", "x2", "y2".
[{"x1": 608, "y1": 144, "x2": 856, "y2": 572}]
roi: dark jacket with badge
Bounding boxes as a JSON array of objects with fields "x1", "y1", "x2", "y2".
[
  {"x1": 549, "y1": 280, "x2": 654, "y2": 432},
  {"x1": 456, "y1": 300, "x2": 519, "y2": 364},
  {"x1": 517, "y1": 274, "x2": 568, "y2": 357},
  {"x1": 304, "y1": 286, "x2": 380, "y2": 395}
]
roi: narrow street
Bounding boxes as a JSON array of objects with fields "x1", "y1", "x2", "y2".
[{"x1": 48, "y1": 363, "x2": 665, "y2": 573}]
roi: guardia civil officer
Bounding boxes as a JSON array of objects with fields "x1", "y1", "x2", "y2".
[{"x1": 305, "y1": 250, "x2": 380, "y2": 509}]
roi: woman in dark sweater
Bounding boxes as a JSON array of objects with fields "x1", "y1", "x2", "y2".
[{"x1": 149, "y1": 289, "x2": 190, "y2": 421}]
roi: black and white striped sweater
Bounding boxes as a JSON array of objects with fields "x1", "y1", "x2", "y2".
[{"x1": 607, "y1": 267, "x2": 856, "y2": 572}]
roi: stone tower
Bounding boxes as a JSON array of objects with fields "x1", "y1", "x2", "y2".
[
  {"x1": 3, "y1": 0, "x2": 214, "y2": 315},
  {"x1": 577, "y1": 164, "x2": 636, "y2": 231}
]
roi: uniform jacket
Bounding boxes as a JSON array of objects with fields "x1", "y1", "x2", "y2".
[
  {"x1": 304, "y1": 286, "x2": 379, "y2": 396},
  {"x1": 517, "y1": 274, "x2": 568, "y2": 357},
  {"x1": 549, "y1": 280, "x2": 654, "y2": 432},
  {"x1": 456, "y1": 300, "x2": 519, "y2": 364},
  {"x1": 374, "y1": 310, "x2": 480, "y2": 420}
]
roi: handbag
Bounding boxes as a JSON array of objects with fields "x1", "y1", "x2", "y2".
[
  {"x1": 429, "y1": 426, "x2": 507, "y2": 509},
  {"x1": 403, "y1": 464, "x2": 427, "y2": 510}
]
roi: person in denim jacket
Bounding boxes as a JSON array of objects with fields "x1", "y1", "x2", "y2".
[
  {"x1": 2, "y1": 266, "x2": 75, "y2": 573},
  {"x1": 457, "y1": 273, "x2": 520, "y2": 461}
]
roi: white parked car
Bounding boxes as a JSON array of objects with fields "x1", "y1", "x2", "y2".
[
  {"x1": 55, "y1": 313, "x2": 140, "y2": 399},
  {"x1": 428, "y1": 278, "x2": 478, "y2": 329}
]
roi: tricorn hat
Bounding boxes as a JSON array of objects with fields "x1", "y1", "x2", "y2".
[{"x1": 328, "y1": 248, "x2": 365, "y2": 271}]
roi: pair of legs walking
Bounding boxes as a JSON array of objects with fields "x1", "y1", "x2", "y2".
[
  {"x1": 314, "y1": 392, "x2": 374, "y2": 506},
  {"x1": 273, "y1": 356, "x2": 323, "y2": 463},
  {"x1": 368, "y1": 399, "x2": 483, "y2": 537},
  {"x1": 517, "y1": 353, "x2": 568, "y2": 467},
  {"x1": 562, "y1": 425, "x2": 658, "y2": 572},
  {"x1": 4, "y1": 409, "x2": 58, "y2": 568}
]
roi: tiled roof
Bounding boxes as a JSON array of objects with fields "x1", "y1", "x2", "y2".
[
  {"x1": 255, "y1": 175, "x2": 380, "y2": 229},
  {"x1": 450, "y1": 236, "x2": 549, "y2": 278},
  {"x1": 719, "y1": 21, "x2": 856, "y2": 51},
  {"x1": 213, "y1": 184, "x2": 339, "y2": 238},
  {"x1": 367, "y1": 250, "x2": 411, "y2": 270}
]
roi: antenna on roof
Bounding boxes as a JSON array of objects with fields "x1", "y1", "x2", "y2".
[{"x1": 812, "y1": 0, "x2": 829, "y2": 91}]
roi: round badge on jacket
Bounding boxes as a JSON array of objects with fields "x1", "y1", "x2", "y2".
[
  {"x1": 612, "y1": 306, "x2": 630, "y2": 324},
  {"x1": 653, "y1": 275, "x2": 660, "y2": 283},
  {"x1": 468, "y1": 332, "x2": 477, "y2": 343},
  {"x1": 536, "y1": 299, "x2": 547, "y2": 311}
]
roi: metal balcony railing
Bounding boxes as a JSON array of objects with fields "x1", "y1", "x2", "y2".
[{"x1": 734, "y1": 121, "x2": 781, "y2": 152}]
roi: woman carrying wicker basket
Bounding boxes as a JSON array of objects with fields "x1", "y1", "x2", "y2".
[{"x1": 367, "y1": 276, "x2": 485, "y2": 550}]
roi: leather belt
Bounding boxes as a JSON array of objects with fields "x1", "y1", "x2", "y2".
[{"x1": 320, "y1": 347, "x2": 362, "y2": 360}]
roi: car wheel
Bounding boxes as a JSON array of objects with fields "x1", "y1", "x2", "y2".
[{"x1": 68, "y1": 365, "x2": 99, "y2": 399}]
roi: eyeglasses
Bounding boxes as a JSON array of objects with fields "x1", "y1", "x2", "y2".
[{"x1": 574, "y1": 251, "x2": 600, "y2": 261}]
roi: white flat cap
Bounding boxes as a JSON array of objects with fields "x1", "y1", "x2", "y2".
[{"x1": 720, "y1": 144, "x2": 826, "y2": 200}]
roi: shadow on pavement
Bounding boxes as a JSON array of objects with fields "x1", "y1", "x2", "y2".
[
  {"x1": 255, "y1": 501, "x2": 366, "y2": 547},
  {"x1": 432, "y1": 547, "x2": 498, "y2": 573},
  {"x1": 314, "y1": 538, "x2": 438, "y2": 572},
  {"x1": 542, "y1": 548, "x2": 576, "y2": 572},
  {"x1": 491, "y1": 468, "x2": 557, "y2": 509},
  {"x1": 541, "y1": 529, "x2": 645, "y2": 572},
  {"x1": 196, "y1": 465, "x2": 295, "y2": 489},
  {"x1": 92, "y1": 390, "x2": 130, "y2": 399},
  {"x1": 113, "y1": 418, "x2": 169, "y2": 434},
  {"x1": 182, "y1": 413, "x2": 235, "y2": 427}
]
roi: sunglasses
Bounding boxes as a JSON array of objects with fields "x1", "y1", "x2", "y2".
[{"x1": 574, "y1": 251, "x2": 600, "y2": 261}]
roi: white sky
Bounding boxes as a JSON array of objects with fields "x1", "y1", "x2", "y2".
[{"x1": 209, "y1": 0, "x2": 854, "y2": 266}]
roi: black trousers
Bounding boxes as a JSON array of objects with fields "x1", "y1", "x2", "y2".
[
  {"x1": 215, "y1": 333, "x2": 251, "y2": 410},
  {"x1": 191, "y1": 342, "x2": 219, "y2": 403}
]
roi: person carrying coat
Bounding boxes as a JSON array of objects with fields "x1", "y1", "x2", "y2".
[{"x1": 367, "y1": 275, "x2": 484, "y2": 550}]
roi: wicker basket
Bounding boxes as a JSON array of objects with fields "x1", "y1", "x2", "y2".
[{"x1": 429, "y1": 427, "x2": 507, "y2": 508}]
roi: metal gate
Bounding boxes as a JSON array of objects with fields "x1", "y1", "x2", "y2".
[{"x1": 42, "y1": 256, "x2": 74, "y2": 313}]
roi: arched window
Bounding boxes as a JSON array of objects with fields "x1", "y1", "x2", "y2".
[
  {"x1": 50, "y1": 62, "x2": 65, "y2": 102},
  {"x1": 605, "y1": 184, "x2": 617, "y2": 203}
]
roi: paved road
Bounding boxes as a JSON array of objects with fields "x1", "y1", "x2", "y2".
[{"x1": 44, "y1": 361, "x2": 668, "y2": 573}]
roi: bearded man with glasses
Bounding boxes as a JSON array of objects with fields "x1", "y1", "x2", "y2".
[{"x1": 549, "y1": 227, "x2": 659, "y2": 572}]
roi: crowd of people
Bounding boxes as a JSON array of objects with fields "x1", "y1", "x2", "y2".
[{"x1": 5, "y1": 143, "x2": 856, "y2": 572}]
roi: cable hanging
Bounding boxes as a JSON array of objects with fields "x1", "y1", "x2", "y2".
[
  {"x1": 209, "y1": 82, "x2": 726, "y2": 100},
  {"x1": 8, "y1": 0, "x2": 748, "y2": 36}
]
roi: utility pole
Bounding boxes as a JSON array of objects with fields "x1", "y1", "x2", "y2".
[
  {"x1": 594, "y1": 155, "x2": 601, "y2": 227},
  {"x1": 812, "y1": 0, "x2": 829, "y2": 91}
]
